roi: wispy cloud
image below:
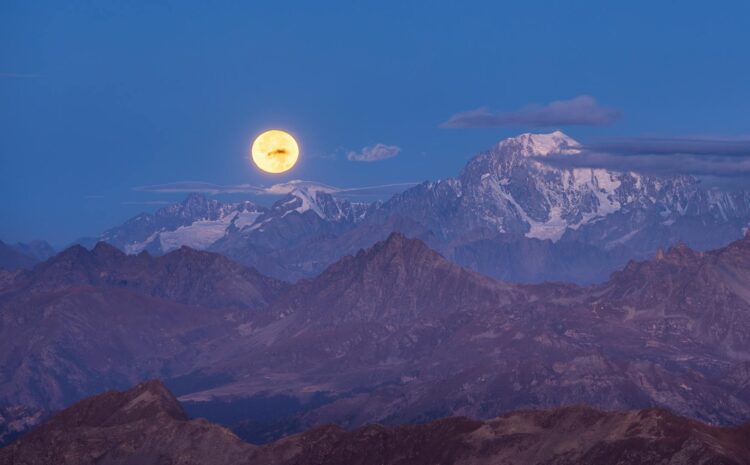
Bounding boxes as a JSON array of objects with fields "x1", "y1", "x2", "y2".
[
  {"x1": 582, "y1": 137, "x2": 750, "y2": 156},
  {"x1": 0, "y1": 72, "x2": 41, "y2": 79},
  {"x1": 536, "y1": 136, "x2": 750, "y2": 180},
  {"x1": 441, "y1": 95, "x2": 621, "y2": 128},
  {"x1": 134, "y1": 179, "x2": 418, "y2": 197},
  {"x1": 347, "y1": 144, "x2": 401, "y2": 162},
  {"x1": 122, "y1": 200, "x2": 172, "y2": 206},
  {"x1": 134, "y1": 181, "x2": 265, "y2": 195}
]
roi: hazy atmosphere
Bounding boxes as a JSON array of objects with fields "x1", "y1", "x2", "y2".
[{"x1": 2, "y1": 2, "x2": 750, "y2": 464}]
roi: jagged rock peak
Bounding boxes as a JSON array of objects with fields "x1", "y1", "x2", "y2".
[
  {"x1": 50, "y1": 380, "x2": 187, "y2": 429},
  {"x1": 355, "y1": 232, "x2": 439, "y2": 262},
  {"x1": 663, "y1": 240, "x2": 704, "y2": 261},
  {"x1": 92, "y1": 241, "x2": 125, "y2": 257}
]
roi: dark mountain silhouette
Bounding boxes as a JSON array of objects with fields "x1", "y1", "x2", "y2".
[
  {"x1": 2, "y1": 380, "x2": 749, "y2": 465},
  {"x1": 0, "y1": 381, "x2": 256, "y2": 465}
]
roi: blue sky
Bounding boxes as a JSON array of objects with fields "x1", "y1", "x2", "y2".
[{"x1": 2, "y1": 0, "x2": 750, "y2": 244}]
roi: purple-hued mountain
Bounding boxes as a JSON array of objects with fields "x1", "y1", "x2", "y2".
[
  {"x1": 3, "y1": 232, "x2": 750, "y2": 446},
  {"x1": 91, "y1": 132, "x2": 750, "y2": 283},
  {"x1": 178, "y1": 233, "x2": 750, "y2": 439},
  {"x1": 0, "y1": 243, "x2": 285, "y2": 421}
]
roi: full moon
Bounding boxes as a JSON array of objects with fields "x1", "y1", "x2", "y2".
[{"x1": 251, "y1": 129, "x2": 299, "y2": 174}]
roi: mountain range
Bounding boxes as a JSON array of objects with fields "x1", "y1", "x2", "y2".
[
  {"x1": 2, "y1": 380, "x2": 749, "y2": 465},
  {"x1": 78, "y1": 131, "x2": 750, "y2": 284},
  {"x1": 3, "y1": 130, "x2": 750, "y2": 454},
  {"x1": 2, "y1": 231, "x2": 750, "y2": 446}
]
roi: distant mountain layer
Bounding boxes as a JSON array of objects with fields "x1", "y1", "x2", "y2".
[
  {"x1": 90, "y1": 131, "x2": 750, "y2": 284},
  {"x1": 2, "y1": 380, "x2": 749, "y2": 465},
  {"x1": 2, "y1": 233, "x2": 750, "y2": 446},
  {"x1": 0, "y1": 240, "x2": 55, "y2": 271}
]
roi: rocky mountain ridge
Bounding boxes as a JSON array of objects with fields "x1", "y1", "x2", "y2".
[
  {"x1": 177, "y1": 232, "x2": 750, "y2": 439},
  {"x1": 3, "y1": 380, "x2": 749, "y2": 465},
  {"x1": 3, "y1": 233, "x2": 750, "y2": 447}
]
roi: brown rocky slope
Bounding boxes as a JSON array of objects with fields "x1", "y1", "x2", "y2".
[{"x1": 1, "y1": 380, "x2": 749, "y2": 465}]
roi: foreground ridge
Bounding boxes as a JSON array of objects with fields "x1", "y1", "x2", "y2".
[{"x1": 2, "y1": 381, "x2": 749, "y2": 465}]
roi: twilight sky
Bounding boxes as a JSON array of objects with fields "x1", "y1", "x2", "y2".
[{"x1": 2, "y1": 0, "x2": 750, "y2": 244}]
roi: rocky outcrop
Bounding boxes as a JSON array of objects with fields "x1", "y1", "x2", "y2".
[{"x1": 0, "y1": 381, "x2": 256, "y2": 465}]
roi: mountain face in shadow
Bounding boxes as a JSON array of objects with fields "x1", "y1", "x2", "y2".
[
  {"x1": 2, "y1": 233, "x2": 750, "y2": 446},
  {"x1": 0, "y1": 381, "x2": 257, "y2": 465},
  {"x1": 0, "y1": 243, "x2": 286, "y2": 416},
  {"x1": 17, "y1": 241, "x2": 285, "y2": 308},
  {"x1": 2, "y1": 380, "x2": 749, "y2": 465}
]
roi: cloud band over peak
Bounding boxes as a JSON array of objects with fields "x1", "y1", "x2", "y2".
[
  {"x1": 536, "y1": 136, "x2": 750, "y2": 182},
  {"x1": 442, "y1": 95, "x2": 621, "y2": 128},
  {"x1": 133, "y1": 179, "x2": 418, "y2": 197}
]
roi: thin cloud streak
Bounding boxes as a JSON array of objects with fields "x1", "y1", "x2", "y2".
[
  {"x1": 133, "y1": 179, "x2": 419, "y2": 197},
  {"x1": 540, "y1": 152, "x2": 750, "y2": 178},
  {"x1": 122, "y1": 201, "x2": 172, "y2": 206},
  {"x1": 584, "y1": 137, "x2": 750, "y2": 156},
  {"x1": 134, "y1": 181, "x2": 266, "y2": 195},
  {"x1": 442, "y1": 95, "x2": 621, "y2": 128},
  {"x1": 536, "y1": 136, "x2": 750, "y2": 181},
  {"x1": 0, "y1": 72, "x2": 41, "y2": 78}
]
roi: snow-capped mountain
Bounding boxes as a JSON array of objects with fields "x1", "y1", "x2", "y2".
[
  {"x1": 365, "y1": 132, "x2": 750, "y2": 275},
  {"x1": 95, "y1": 131, "x2": 750, "y2": 283},
  {"x1": 101, "y1": 190, "x2": 370, "y2": 257},
  {"x1": 100, "y1": 193, "x2": 260, "y2": 254},
  {"x1": 377, "y1": 131, "x2": 748, "y2": 245},
  {"x1": 460, "y1": 131, "x2": 630, "y2": 240},
  {"x1": 490, "y1": 132, "x2": 750, "y2": 249},
  {"x1": 248, "y1": 188, "x2": 370, "y2": 231}
]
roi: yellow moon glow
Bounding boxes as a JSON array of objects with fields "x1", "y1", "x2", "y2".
[{"x1": 251, "y1": 129, "x2": 299, "y2": 174}]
